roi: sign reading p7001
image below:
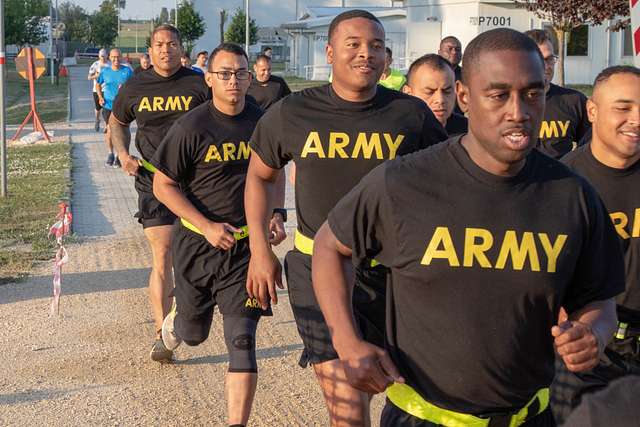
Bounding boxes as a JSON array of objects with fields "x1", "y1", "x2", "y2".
[{"x1": 470, "y1": 16, "x2": 512, "y2": 27}]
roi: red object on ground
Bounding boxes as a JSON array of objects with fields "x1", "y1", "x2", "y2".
[{"x1": 59, "y1": 65, "x2": 68, "y2": 78}]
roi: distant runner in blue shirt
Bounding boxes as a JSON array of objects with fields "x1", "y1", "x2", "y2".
[{"x1": 97, "y1": 48, "x2": 133, "y2": 167}]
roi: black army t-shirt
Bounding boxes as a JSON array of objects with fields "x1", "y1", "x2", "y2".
[
  {"x1": 112, "y1": 67, "x2": 210, "y2": 162},
  {"x1": 445, "y1": 112, "x2": 468, "y2": 136},
  {"x1": 537, "y1": 83, "x2": 591, "y2": 159},
  {"x1": 247, "y1": 75, "x2": 291, "y2": 110},
  {"x1": 150, "y1": 101, "x2": 263, "y2": 226},
  {"x1": 563, "y1": 143, "x2": 640, "y2": 323},
  {"x1": 329, "y1": 137, "x2": 624, "y2": 414},
  {"x1": 250, "y1": 84, "x2": 447, "y2": 238}
]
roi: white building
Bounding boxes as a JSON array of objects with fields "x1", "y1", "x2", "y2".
[
  {"x1": 274, "y1": 0, "x2": 635, "y2": 84},
  {"x1": 282, "y1": 7, "x2": 407, "y2": 80}
]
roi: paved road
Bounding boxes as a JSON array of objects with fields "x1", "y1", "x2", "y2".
[{"x1": 0, "y1": 65, "x2": 385, "y2": 426}]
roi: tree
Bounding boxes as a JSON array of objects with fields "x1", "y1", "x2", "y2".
[
  {"x1": 159, "y1": 7, "x2": 169, "y2": 24},
  {"x1": 177, "y1": 1, "x2": 206, "y2": 55},
  {"x1": 58, "y1": 1, "x2": 90, "y2": 42},
  {"x1": 219, "y1": 9, "x2": 227, "y2": 44},
  {"x1": 519, "y1": 0, "x2": 629, "y2": 86},
  {"x1": 224, "y1": 8, "x2": 258, "y2": 46},
  {"x1": 5, "y1": 0, "x2": 49, "y2": 48},
  {"x1": 88, "y1": 0, "x2": 118, "y2": 48}
]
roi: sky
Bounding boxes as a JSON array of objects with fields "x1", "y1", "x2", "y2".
[{"x1": 73, "y1": 0, "x2": 187, "y2": 21}]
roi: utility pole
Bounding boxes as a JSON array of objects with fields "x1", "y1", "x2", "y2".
[
  {"x1": 135, "y1": 16, "x2": 139, "y2": 52},
  {"x1": 175, "y1": 0, "x2": 178, "y2": 27},
  {"x1": 244, "y1": 0, "x2": 249, "y2": 53},
  {"x1": 0, "y1": 0, "x2": 6, "y2": 197}
]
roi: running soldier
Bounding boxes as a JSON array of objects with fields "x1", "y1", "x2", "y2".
[
  {"x1": 378, "y1": 47, "x2": 406, "y2": 91},
  {"x1": 134, "y1": 53, "x2": 153, "y2": 75},
  {"x1": 109, "y1": 24, "x2": 210, "y2": 362},
  {"x1": 525, "y1": 30, "x2": 591, "y2": 158},
  {"x1": 247, "y1": 54, "x2": 291, "y2": 111},
  {"x1": 152, "y1": 43, "x2": 285, "y2": 427},
  {"x1": 312, "y1": 28, "x2": 624, "y2": 427},
  {"x1": 402, "y1": 54, "x2": 467, "y2": 136},
  {"x1": 245, "y1": 10, "x2": 446, "y2": 425},
  {"x1": 551, "y1": 65, "x2": 640, "y2": 424}
]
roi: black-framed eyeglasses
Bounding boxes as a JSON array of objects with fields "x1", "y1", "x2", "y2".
[
  {"x1": 544, "y1": 55, "x2": 559, "y2": 65},
  {"x1": 209, "y1": 70, "x2": 251, "y2": 80}
]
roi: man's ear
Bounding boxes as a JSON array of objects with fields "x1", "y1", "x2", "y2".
[
  {"x1": 326, "y1": 43, "x2": 334, "y2": 65},
  {"x1": 456, "y1": 80, "x2": 469, "y2": 114},
  {"x1": 586, "y1": 98, "x2": 597, "y2": 125},
  {"x1": 402, "y1": 84, "x2": 413, "y2": 96}
]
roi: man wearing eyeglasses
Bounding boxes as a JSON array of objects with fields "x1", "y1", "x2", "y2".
[
  {"x1": 109, "y1": 24, "x2": 210, "y2": 363},
  {"x1": 525, "y1": 30, "x2": 591, "y2": 159},
  {"x1": 150, "y1": 43, "x2": 286, "y2": 427}
]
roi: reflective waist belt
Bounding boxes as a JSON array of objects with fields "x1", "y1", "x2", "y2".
[
  {"x1": 294, "y1": 230, "x2": 380, "y2": 267},
  {"x1": 139, "y1": 158, "x2": 157, "y2": 174},
  {"x1": 615, "y1": 321, "x2": 640, "y2": 340},
  {"x1": 387, "y1": 383, "x2": 549, "y2": 427},
  {"x1": 180, "y1": 218, "x2": 249, "y2": 241}
]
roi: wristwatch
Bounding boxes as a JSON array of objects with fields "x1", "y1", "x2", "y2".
[{"x1": 272, "y1": 208, "x2": 287, "y2": 222}]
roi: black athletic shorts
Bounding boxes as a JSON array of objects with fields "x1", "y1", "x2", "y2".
[
  {"x1": 172, "y1": 224, "x2": 272, "y2": 344},
  {"x1": 134, "y1": 167, "x2": 177, "y2": 228},
  {"x1": 381, "y1": 399, "x2": 556, "y2": 427},
  {"x1": 284, "y1": 249, "x2": 387, "y2": 367},
  {"x1": 550, "y1": 335, "x2": 640, "y2": 425},
  {"x1": 93, "y1": 92, "x2": 102, "y2": 111},
  {"x1": 101, "y1": 108, "x2": 111, "y2": 123}
]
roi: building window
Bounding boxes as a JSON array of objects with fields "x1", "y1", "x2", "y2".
[
  {"x1": 623, "y1": 25, "x2": 633, "y2": 57},
  {"x1": 567, "y1": 25, "x2": 589, "y2": 56}
]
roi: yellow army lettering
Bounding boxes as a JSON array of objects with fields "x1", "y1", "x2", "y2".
[
  {"x1": 137, "y1": 96, "x2": 194, "y2": 112},
  {"x1": 300, "y1": 131, "x2": 405, "y2": 159},
  {"x1": 610, "y1": 208, "x2": 640, "y2": 239},
  {"x1": 245, "y1": 297, "x2": 261, "y2": 309},
  {"x1": 539, "y1": 120, "x2": 570, "y2": 139},
  {"x1": 421, "y1": 227, "x2": 568, "y2": 273},
  {"x1": 204, "y1": 141, "x2": 251, "y2": 162}
]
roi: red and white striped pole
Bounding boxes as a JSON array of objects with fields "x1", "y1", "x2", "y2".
[{"x1": 632, "y1": 0, "x2": 640, "y2": 67}]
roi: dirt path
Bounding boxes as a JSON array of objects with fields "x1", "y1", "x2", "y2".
[{"x1": 0, "y1": 66, "x2": 383, "y2": 426}]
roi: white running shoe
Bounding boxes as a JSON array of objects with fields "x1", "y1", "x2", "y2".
[{"x1": 161, "y1": 304, "x2": 182, "y2": 351}]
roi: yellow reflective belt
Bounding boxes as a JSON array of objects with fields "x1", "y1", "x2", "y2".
[
  {"x1": 616, "y1": 322, "x2": 628, "y2": 340},
  {"x1": 386, "y1": 383, "x2": 549, "y2": 427},
  {"x1": 294, "y1": 230, "x2": 381, "y2": 267},
  {"x1": 180, "y1": 218, "x2": 249, "y2": 241},
  {"x1": 138, "y1": 158, "x2": 158, "y2": 174}
]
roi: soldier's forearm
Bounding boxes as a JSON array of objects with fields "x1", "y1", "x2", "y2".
[{"x1": 109, "y1": 116, "x2": 132, "y2": 156}]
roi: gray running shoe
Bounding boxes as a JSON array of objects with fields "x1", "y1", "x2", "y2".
[
  {"x1": 161, "y1": 305, "x2": 182, "y2": 351},
  {"x1": 94, "y1": 119, "x2": 100, "y2": 132},
  {"x1": 150, "y1": 338, "x2": 173, "y2": 362},
  {"x1": 104, "y1": 153, "x2": 114, "y2": 167},
  {"x1": 112, "y1": 157, "x2": 121, "y2": 168}
]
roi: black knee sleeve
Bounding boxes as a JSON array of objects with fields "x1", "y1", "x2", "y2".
[{"x1": 223, "y1": 316, "x2": 258, "y2": 373}]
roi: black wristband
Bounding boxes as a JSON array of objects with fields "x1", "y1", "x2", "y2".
[{"x1": 272, "y1": 208, "x2": 287, "y2": 222}]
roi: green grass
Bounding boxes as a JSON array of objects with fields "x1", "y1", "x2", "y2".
[
  {"x1": 0, "y1": 143, "x2": 72, "y2": 285},
  {"x1": 5, "y1": 67, "x2": 68, "y2": 125}
]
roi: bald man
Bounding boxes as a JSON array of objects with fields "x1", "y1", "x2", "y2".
[
  {"x1": 96, "y1": 48, "x2": 133, "y2": 167},
  {"x1": 552, "y1": 65, "x2": 640, "y2": 424}
]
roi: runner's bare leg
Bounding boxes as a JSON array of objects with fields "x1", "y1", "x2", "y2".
[
  {"x1": 226, "y1": 372, "x2": 257, "y2": 425},
  {"x1": 314, "y1": 359, "x2": 370, "y2": 427},
  {"x1": 143, "y1": 225, "x2": 174, "y2": 335}
]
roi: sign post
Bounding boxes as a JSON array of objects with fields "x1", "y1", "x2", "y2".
[
  {"x1": 632, "y1": 0, "x2": 640, "y2": 67},
  {"x1": 12, "y1": 47, "x2": 51, "y2": 143}
]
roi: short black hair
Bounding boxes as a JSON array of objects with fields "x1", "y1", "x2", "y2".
[
  {"x1": 594, "y1": 65, "x2": 640, "y2": 88},
  {"x1": 262, "y1": 46, "x2": 272, "y2": 52},
  {"x1": 328, "y1": 10, "x2": 382, "y2": 43},
  {"x1": 180, "y1": 53, "x2": 190, "y2": 60},
  {"x1": 406, "y1": 54, "x2": 454, "y2": 85},
  {"x1": 151, "y1": 24, "x2": 182, "y2": 46},
  {"x1": 196, "y1": 50, "x2": 208, "y2": 57},
  {"x1": 461, "y1": 28, "x2": 543, "y2": 84},
  {"x1": 385, "y1": 47, "x2": 392, "y2": 57},
  {"x1": 208, "y1": 43, "x2": 249, "y2": 71},
  {"x1": 524, "y1": 29, "x2": 552, "y2": 46},
  {"x1": 440, "y1": 36, "x2": 461, "y2": 48},
  {"x1": 255, "y1": 54, "x2": 272, "y2": 64}
]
